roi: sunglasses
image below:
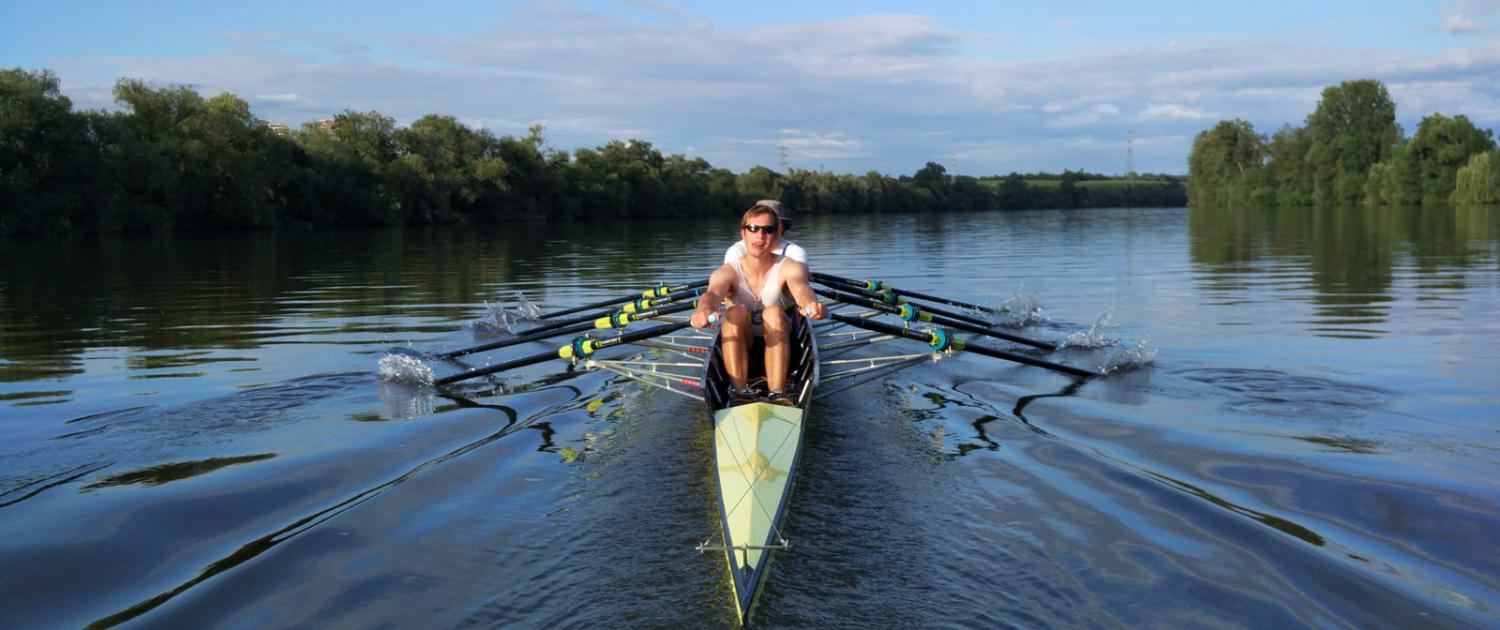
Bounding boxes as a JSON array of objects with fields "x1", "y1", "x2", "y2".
[{"x1": 742, "y1": 223, "x2": 779, "y2": 234}]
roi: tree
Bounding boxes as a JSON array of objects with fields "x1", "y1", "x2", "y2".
[
  {"x1": 1452, "y1": 151, "x2": 1500, "y2": 205},
  {"x1": 996, "y1": 173, "x2": 1030, "y2": 209},
  {"x1": 1187, "y1": 119, "x2": 1265, "y2": 206},
  {"x1": 1305, "y1": 79, "x2": 1401, "y2": 206},
  {"x1": 0, "y1": 68, "x2": 98, "y2": 233},
  {"x1": 1398, "y1": 113, "x2": 1494, "y2": 205},
  {"x1": 1262, "y1": 124, "x2": 1313, "y2": 205},
  {"x1": 736, "y1": 166, "x2": 782, "y2": 202},
  {"x1": 911, "y1": 161, "x2": 948, "y2": 197}
]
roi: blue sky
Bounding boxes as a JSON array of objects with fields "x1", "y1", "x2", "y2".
[{"x1": 4, "y1": 1, "x2": 1498, "y2": 175}]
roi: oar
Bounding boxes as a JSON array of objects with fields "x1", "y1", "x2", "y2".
[
  {"x1": 829, "y1": 313, "x2": 1094, "y2": 378},
  {"x1": 815, "y1": 287, "x2": 1058, "y2": 351},
  {"x1": 810, "y1": 277, "x2": 991, "y2": 327},
  {"x1": 437, "y1": 321, "x2": 693, "y2": 385},
  {"x1": 496, "y1": 286, "x2": 703, "y2": 341},
  {"x1": 443, "y1": 301, "x2": 697, "y2": 359},
  {"x1": 813, "y1": 272, "x2": 1002, "y2": 316},
  {"x1": 536, "y1": 280, "x2": 708, "y2": 320}
]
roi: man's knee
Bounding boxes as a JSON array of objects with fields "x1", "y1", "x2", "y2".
[
  {"x1": 723, "y1": 305, "x2": 752, "y2": 336},
  {"x1": 761, "y1": 307, "x2": 787, "y2": 333}
]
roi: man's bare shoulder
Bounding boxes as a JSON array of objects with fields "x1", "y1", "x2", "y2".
[
  {"x1": 708, "y1": 263, "x2": 737, "y2": 285},
  {"x1": 780, "y1": 258, "x2": 809, "y2": 282}
]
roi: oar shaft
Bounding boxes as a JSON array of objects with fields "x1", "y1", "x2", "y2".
[
  {"x1": 813, "y1": 272, "x2": 1000, "y2": 315},
  {"x1": 538, "y1": 280, "x2": 708, "y2": 319},
  {"x1": 829, "y1": 313, "x2": 1093, "y2": 378},
  {"x1": 958, "y1": 340, "x2": 1092, "y2": 377},
  {"x1": 437, "y1": 321, "x2": 692, "y2": 385},
  {"x1": 811, "y1": 277, "x2": 990, "y2": 327},
  {"x1": 508, "y1": 287, "x2": 702, "y2": 340},
  {"x1": 446, "y1": 319, "x2": 595, "y2": 359},
  {"x1": 434, "y1": 347, "x2": 563, "y2": 386},
  {"x1": 817, "y1": 288, "x2": 1056, "y2": 351},
  {"x1": 443, "y1": 300, "x2": 696, "y2": 359}
]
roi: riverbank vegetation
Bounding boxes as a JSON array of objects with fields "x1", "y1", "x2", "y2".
[
  {"x1": 2, "y1": 68, "x2": 1184, "y2": 235},
  {"x1": 1187, "y1": 79, "x2": 1499, "y2": 208}
]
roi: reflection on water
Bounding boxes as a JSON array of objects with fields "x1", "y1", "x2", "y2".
[
  {"x1": 1176, "y1": 367, "x2": 1392, "y2": 420},
  {"x1": 82, "y1": 454, "x2": 277, "y2": 490},
  {"x1": 1188, "y1": 204, "x2": 1499, "y2": 338}
]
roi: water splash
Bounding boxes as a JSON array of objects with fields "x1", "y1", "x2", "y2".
[
  {"x1": 1063, "y1": 310, "x2": 1121, "y2": 349},
  {"x1": 993, "y1": 292, "x2": 1045, "y2": 327},
  {"x1": 379, "y1": 381, "x2": 436, "y2": 419},
  {"x1": 1055, "y1": 309, "x2": 1156, "y2": 373},
  {"x1": 509, "y1": 292, "x2": 543, "y2": 321},
  {"x1": 378, "y1": 352, "x2": 435, "y2": 386},
  {"x1": 471, "y1": 292, "x2": 545, "y2": 335},
  {"x1": 1096, "y1": 339, "x2": 1158, "y2": 373}
]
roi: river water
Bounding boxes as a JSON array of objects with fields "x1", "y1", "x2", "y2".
[{"x1": 1, "y1": 205, "x2": 1497, "y2": 628}]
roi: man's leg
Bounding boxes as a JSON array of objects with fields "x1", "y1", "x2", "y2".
[
  {"x1": 761, "y1": 306, "x2": 789, "y2": 393},
  {"x1": 721, "y1": 305, "x2": 752, "y2": 391}
]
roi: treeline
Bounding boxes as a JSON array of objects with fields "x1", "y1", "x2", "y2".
[
  {"x1": 1188, "y1": 79, "x2": 1500, "y2": 207},
  {"x1": 2, "y1": 68, "x2": 1184, "y2": 235}
]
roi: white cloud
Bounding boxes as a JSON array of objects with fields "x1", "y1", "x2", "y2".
[
  {"x1": 1442, "y1": 0, "x2": 1500, "y2": 33},
  {"x1": 1045, "y1": 112, "x2": 1102, "y2": 129},
  {"x1": 1138, "y1": 103, "x2": 1211, "y2": 121},
  {"x1": 1443, "y1": 13, "x2": 1485, "y2": 32},
  {"x1": 39, "y1": 2, "x2": 1500, "y2": 176}
]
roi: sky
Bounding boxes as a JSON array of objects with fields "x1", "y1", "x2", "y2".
[{"x1": 3, "y1": 1, "x2": 1499, "y2": 176}]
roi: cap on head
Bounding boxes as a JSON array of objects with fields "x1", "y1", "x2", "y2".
[{"x1": 752, "y1": 199, "x2": 793, "y2": 232}]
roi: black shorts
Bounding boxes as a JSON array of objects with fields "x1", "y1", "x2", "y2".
[{"x1": 746, "y1": 335, "x2": 767, "y2": 379}]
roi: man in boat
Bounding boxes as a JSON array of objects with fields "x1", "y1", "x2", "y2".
[
  {"x1": 723, "y1": 199, "x2": 806, "y2": 266},
  {"x1": 691, "y1": 202, "x2": 826, "y2": 405}
]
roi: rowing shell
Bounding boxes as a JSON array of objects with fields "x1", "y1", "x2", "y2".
[{"x1": 700, "y1": 311, "x2": 818, "y2": 624}]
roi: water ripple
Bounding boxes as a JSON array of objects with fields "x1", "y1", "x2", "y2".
[{"x1": 1175, "y1": 367, "x2": 1391, "y2": 420}]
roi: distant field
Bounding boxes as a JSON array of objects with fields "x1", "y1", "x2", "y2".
[{"x1": 977, "y1": 178, "x2": 1178, "y2": 190}]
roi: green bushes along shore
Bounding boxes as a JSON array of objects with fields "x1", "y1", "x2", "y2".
[
  {"x1": 2, "y1": 68, "x2": 1184, "y2": 235},
  {"x1": 1188, "y1": 79, "x2": 1498, "y2": 208}
]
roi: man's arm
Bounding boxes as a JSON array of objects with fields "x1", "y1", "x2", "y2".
[
  {"x1": 781, "y1": 261, "x2": 827, "y2": 320},
  {"x1": 691, "y1": 265, "x2": 736, "y2": 328}
]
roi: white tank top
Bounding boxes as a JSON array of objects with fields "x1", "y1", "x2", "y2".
[{"x1": 727, "y1": 255, "x2": 786, "y2": 311}]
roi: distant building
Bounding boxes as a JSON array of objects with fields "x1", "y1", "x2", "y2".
[{"x1": 260, "y1": 123, "x2": 289, "y2": 137}]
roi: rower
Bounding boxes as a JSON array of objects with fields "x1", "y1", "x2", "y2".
[
  {"x1": 691, "y1": 202, "x2": 826, "y2": 405},
  {"x1": 722, "y1": 199, "x2": 806, "y2": 266}
]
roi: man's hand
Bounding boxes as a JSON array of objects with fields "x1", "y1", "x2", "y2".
[
  {"x1": 690, "y1": 308, "x2": 714, "y2": 328},
  {"x1": 801, "y1": 301, "x2": 827, "y2": 320}
]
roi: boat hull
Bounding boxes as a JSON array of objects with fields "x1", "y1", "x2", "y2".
[{"x1": 704, "y1": 311, "x2": 818, "y2": 623}]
